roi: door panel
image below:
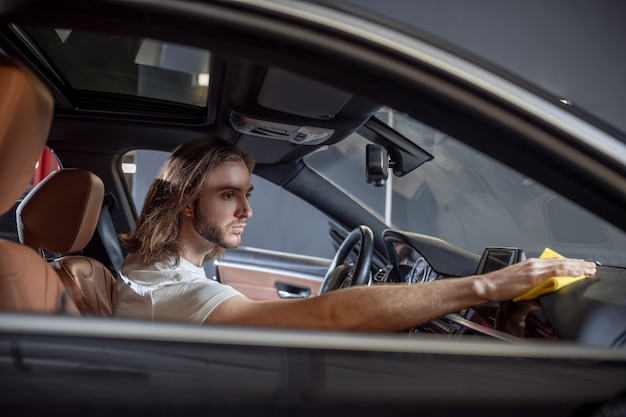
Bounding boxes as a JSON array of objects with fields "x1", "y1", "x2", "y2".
[{"x1": 216, "y1": 247, "x2": 330, "y2": 300}]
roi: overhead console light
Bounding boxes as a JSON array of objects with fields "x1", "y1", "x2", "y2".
[{"x1": 230, "y1": 112, "x2": 334, "y2": 145}]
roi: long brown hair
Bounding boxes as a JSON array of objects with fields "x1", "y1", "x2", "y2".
[{"x1": 120, "y1": 137, "x2": 255, "y2": 265}]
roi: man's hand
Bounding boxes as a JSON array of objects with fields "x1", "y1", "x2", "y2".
[{"x1": 473, "y1": 257, "x2": 597, "y2": 302}]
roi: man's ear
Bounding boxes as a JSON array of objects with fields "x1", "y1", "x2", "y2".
[{"x1": 181, "y1": 203, "x2": 193, "y2": 219}]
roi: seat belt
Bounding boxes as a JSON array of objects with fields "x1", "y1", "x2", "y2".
[{"x1": 97, "y1": 192, "x2": 126, "y2": 274}]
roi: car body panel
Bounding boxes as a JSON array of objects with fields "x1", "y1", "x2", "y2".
[{"x1": 1, "y1": 314, "x2": 626, "y2": 415}]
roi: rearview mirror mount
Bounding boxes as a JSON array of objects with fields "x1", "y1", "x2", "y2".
[{"x1": 366, "y1": 144, "x2": 389, "y2": 187}]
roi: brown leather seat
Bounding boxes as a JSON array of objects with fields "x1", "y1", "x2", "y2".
[
  {"x1": 17, "y1": 169, "x2": 117, "y2": 316},
  {"x1": 0, "y1": 56, "x2": 78, "y2": 315}
]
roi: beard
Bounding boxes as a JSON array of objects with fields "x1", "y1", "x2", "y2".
[{"x1": 192, "y1": 210, "x2": 241, "y2": 250}]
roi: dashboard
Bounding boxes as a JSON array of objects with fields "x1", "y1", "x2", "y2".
[
  {"x1": 381, "y1": 229, "x2": 626, "y2": 348},
  {"x1": 394, "y1": 244, "x2": 439, "y2": 284}
]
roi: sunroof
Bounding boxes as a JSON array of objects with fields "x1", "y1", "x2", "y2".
[{"x1": 20, "y1": 26, "x2": 211, "y2": 107}]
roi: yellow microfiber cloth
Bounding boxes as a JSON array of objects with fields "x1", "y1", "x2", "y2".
[{"x1": 513, "y1": 248, "x2": 592, "y2": 302}]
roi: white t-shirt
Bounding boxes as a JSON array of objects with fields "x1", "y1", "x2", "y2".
[{"x1": 113, "y1": 253, "x2": 242, "y2": 324}]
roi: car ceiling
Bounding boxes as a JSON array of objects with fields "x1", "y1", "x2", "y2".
[{"x1": 0, "y1": 1, "x2": 383, "y2": 165}]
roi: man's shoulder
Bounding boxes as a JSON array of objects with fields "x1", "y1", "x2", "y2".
[
  {"x1": 120, "y1": 254, "x2": 181, "y2": 283},
  {"x1": 122, "y1": 253, "x2": 176, "y2": 272},
  {"x1": 121, "y1": 253, "x2": 210, "y2": 285}
]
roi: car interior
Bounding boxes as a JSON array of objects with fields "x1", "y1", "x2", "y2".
[
  {"x1": 1, "y1": 3, "x2": 626, "y2": 417},
  {"x1": 0, "y1": 2, "x2": 625, "y2": 349}
]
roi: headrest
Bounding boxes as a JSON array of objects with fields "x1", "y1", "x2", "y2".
[
  {"x1": 17, "y1": 169, "x2": 105, "y2": 254},
  {"x1": 0, "y1": 56, "x2": 54, "y2": 215}
]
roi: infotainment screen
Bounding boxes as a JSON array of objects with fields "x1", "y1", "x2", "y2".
[{"x1": 475, "y1": 247, "x2": 526, "y2": 274}]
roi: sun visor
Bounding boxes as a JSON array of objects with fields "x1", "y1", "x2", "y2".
[{"x1": 257, "y1": 67, "x2": 352, "y2": 120}]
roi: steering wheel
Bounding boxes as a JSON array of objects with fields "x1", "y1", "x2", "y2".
[{"x1": 318, "y1": 225, "x2": 374, "y2": 295}]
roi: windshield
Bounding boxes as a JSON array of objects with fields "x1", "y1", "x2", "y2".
[{"x1": 305, "y1": 109, "x2": 626, "y2": 267}]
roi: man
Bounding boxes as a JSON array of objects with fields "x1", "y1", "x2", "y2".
[{"x1": 114, "y1": 137, "x2": 596, "y2": 331}]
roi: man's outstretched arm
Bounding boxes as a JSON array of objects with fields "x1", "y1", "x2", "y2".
[{"x1": 204, "y1": 257, "x2": 596, "y2": 331}]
